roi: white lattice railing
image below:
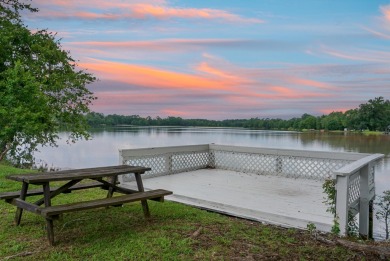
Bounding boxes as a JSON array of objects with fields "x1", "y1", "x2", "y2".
[
  {"x1": 209, "y1": 145, "x2": 358, "y2": 180},
  {"x1": 119, "y1": 144, "x2": 384, "y2": 237},
  {"x1": 333, "y1": 154, "x2": 383, "y2": 237},
  {"x1": 120, "y1": 145, "x2": 210, "y2": 181}
]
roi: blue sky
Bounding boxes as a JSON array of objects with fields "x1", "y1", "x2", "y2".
[{"x1": 22, "y1": 0, "x2": 390, "y2": 119}]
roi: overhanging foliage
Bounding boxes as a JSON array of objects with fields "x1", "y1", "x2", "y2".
[{"x1": 0, "y1": 0, "x2": 96, "y2": 165}]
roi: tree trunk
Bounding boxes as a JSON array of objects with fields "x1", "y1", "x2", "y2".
[{"x1": 0, "y1": 143, "x2": 11, "y2": 162}]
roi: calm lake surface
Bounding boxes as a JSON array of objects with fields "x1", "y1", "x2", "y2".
[
  {"x1": 36, "y1": 126, "x2": 390, "y2": 192},
  {"x1": 35, "y1": 126, "x2": 390, "y2": 238}
]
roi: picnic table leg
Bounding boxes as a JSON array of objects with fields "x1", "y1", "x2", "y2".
[
  {"x1": 134, "y1": 172, "x2": 150, "y2": 218},
  {"x1": 43, "y1": 182, "x2": 55, "y2": 246},
  {"x1": 14, "y1": 182, "x2": 29, "y2": 225},
  {"x1": 106, "y1": 175, "x2": 118, "y2": 198}
]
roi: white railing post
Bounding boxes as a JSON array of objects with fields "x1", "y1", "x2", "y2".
[
  {"x1": 276, "y1": 156, "x2": 283, "y2": 173},
  {"x1": 208, "y1": 150, "x2": 215, "y2": 168},
  {"x1": 335, "y1": 174, "x2": 349, "y2": 236},
  {"x1": 165, "y1": 153, "x2": 172, "y2": 174},
  {"x1": 359, "y1": 164, "x2": 370, "y2": 239}
]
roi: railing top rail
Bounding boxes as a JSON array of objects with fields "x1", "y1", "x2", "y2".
[
  {"x1": 120, "y1": 144, "x2": 210, "y2": 157},
  {"x1": 333, "y1": 153, "x2": 384, "y2": 177},
  {"x1": 209, "y1": 144, "x2": 369, "y2": 161},
  {"x1": 120, "y1": 143, "x2": 373, "y2": 161}
]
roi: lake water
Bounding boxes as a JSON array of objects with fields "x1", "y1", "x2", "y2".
[{"x1": 35, "y1": 126, "x2": 390, "y2": 238}]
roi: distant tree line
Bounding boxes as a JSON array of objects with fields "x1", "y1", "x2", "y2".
[{"x1": 86, "y1": 97, "x2": 390, "y2": 131}]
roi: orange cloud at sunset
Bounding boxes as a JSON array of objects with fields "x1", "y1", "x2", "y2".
[
  {"x1": 269, "y1": 86, "x2": 330, "y2": 99},
  {"x1": 288, "y1": 77, "x2": 335, "y2": 90},
  {"x1": 196, "y1": 62, "x2": 246, "y2": 84},
  {"x1": 80, "y1": 56, "x2": 336, "y2": 112},
  {"x1": 80, "y1": 59, "x2": 239, "y2": 93}
]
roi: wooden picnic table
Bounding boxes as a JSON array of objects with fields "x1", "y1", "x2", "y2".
[{"x1": 0, "y1": 165, "x2": 172, "y2": 245}]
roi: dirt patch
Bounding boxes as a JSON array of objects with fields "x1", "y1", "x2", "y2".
[{"x1": 189, "y1": 217, "x2": 389, "y2": 260}]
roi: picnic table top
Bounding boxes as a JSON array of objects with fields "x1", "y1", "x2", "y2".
[{"x1": 6, "y1": 165, "x2": 151, "y2": 184}]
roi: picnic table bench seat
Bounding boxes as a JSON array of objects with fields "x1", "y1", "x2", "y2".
[{"x1": 40, "y1": 189, "x2": 172, "y2": 218}]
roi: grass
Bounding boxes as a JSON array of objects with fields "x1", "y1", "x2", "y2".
[
  {"x1": 361, "y1": 130, "x2": 385, "y2": 135},
  {"x1": 0, "y1": 163, "x2": 387, "y2": 260}
]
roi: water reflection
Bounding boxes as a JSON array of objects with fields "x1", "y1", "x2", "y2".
[{"x1": 299, "y1": 132, "x2": 390, "y2": 155}]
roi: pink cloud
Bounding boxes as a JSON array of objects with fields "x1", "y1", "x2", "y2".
[
  {"x1": 68, "y1": 39, "x2": 264, "y2": 52},
  {"x1": 269, "y1": 86, "x2": 330, "y2": 99},
  {"x1": 160, "y1": 109, "x2": 191, "y2": 117},
  {"x1": 287, "y1": 77, "x2": 335, "y2": 90},
  {"x1": 32, "y1": 1, "x2": 263, "y2": 24},
  {"x1": 381, "y1": 5, "x2": 390, "y2": 22},
  {"x1": 129, "y1": 4, "x2": 264, "y2": 23},
  {"x1": 320, "y1": 108, "x2": 349, "y2": 114}
]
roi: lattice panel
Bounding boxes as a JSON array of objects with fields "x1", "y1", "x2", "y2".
[
  {"x1": 212, "y1": 150, "x2": 350, "y2": 180},
  {"x1": 348, "y1": 172, "x2": 360, "y2": 206},
  {"x1": 172, "y1": 152, "x2": 210, "y2": 173},
  {"x1": 280, "y1": 156, "x2": 350, "y2": 180},
  {"x1": 123, "y1": 156, "x2": 166, "y2": 180},
  {"x1": 369, "y1": 165, "x2": 375, "y2": 197},
  {"x1": 212, "y1": 150, "x2": 276, "y2": 175}
]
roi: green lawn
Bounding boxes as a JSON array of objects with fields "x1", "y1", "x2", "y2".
[{"x1": 0, "y1": 163, "x2": 386, "y2": 260}]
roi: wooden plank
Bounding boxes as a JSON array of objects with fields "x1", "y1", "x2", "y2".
[
  {"x1": 11, "y1": 198, "x2": 41, "y2": 214},
  {"x1": 6, "y1": 165, "x2": 151, "y2": 183},
  {"x1": 106, "y1": 175, "x2": 118, "y2": 198},
  {"x1": 66, "y1": 181, "x2": 107, "y2": 192},
  {"x1": 34, "y1": 180, "x2": 81, "y2": 206},
  {"x1": 135, "y1": 172, "x2": 150, "y2": 218},
  {"x1": 14, "y1": 182, "x2": 28, "y2": 225},
  {"x1": 0, "y1": 181, "x2": 105, "y2": 200},
  {"x1": 40, "y1": 189, "x2": 173, "y2": 217},
  {"x1": 46, "y1": 218, "x2": 55, "y2": 246},
  {"x1": 95, "y1": 179, "x2": 138, "y2": 194}
]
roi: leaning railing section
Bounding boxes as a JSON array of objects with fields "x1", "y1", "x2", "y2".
[
  {"x1": 119, "y1": 144, "x2": 383, "y2": 237},
  {"x1": 333, "y1": 154, "x2": 384, "y2": 237}
]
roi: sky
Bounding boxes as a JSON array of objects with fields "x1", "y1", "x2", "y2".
[{"x1": 22, "y1": 0, "x2": 390, "y2": 120}]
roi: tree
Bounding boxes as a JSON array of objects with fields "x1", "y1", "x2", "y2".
[
  {"x1": 0, "y1": 1, "x2": 96, "y2": 165},
  {"x1": 358, "y1": 97, "x2": 390, "y2": 131},
  {"x1": 321, "y1": 112, "x2": 345, "y2": 131},
  {"x1": 299, "y1": 114, "x2": 317, "y2": 130},
  {"x1": 344, "y1": 109, "x2": 360, "y2": 130},
  {"x1": 376, "y1": 190, "x2": 390, "y2": 239}
]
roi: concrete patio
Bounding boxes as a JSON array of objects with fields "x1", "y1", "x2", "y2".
[
  {"x1": 123, "y1": 168, "x2": 334, "y2": 231},
  {"x1": 119, "y1": 144, "x2": 383, "y2": 236}
]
